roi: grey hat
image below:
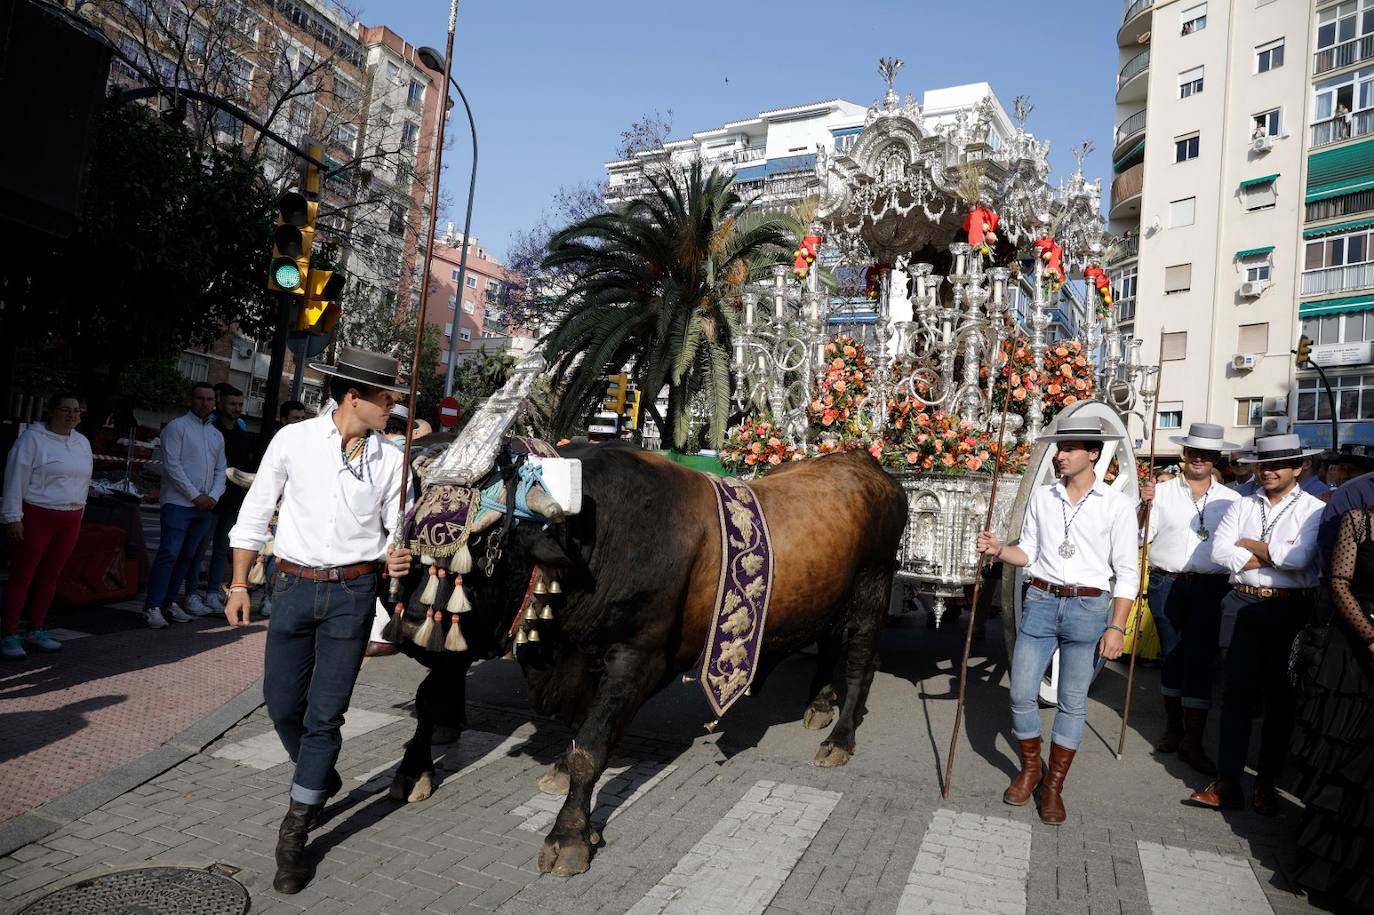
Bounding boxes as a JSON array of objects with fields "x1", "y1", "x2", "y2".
[
  {"x1": 1236, "y1": 433, "x2": 1324, "y2": 464},
  {"x1": 389, "y1": 402, "x2": 410, "y2": 420},
  {"x1": 1038, "y1": 414, "x2": 1125, "y2": 443},
  {"x1": 1169, "y1": 422, "x2": 1241, "y2": 452},
  {"x1": 310, "y1": 346, "x2": 408, "y2": 394}
]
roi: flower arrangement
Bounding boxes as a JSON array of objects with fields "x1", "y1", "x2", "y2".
[
  {"x1": 985, "y1": 335, "x2": 1093, "y2": 425},
  {"x1": 882, "y1": 408, "x2": 1031, "y2": 475},
  {"x1": 808, "y1": 334, "x2": 874, "y2": 453},
  {"x1": 719, "y1": 416, "x2": 805, "y2": 475}
]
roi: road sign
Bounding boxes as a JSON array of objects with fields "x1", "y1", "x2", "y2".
[{"x1": 438, "y1": 396, "x2": 461, "y2": 429}]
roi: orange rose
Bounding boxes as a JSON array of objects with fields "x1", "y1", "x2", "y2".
[
  {"x1": 941, "y1": 454, "x2": 956, "y2": 467},
  {"x1": 1013, "y1": 388, "x2": 1027, "y2": 400},
  {"x1": 745, "y1": 454, "x2": 758, "y2": 465},
  {"x1": 834, "y1": 380, "x2": 847, "y2": 393},
  {"x1": 751, "y1": 442, "x2": 762, "y2": 454},
  {"x1": 922, "y1": 457, "x2": 934, "y2": 470},
  {"x1": 1055, "y1": 346, "x2": 1069, "y2": 357},
  {"x1": 906, "y1": 451, "x2": 920, "y2": 464},
  {"x1": 1064, "y1": 395, "x2": 1078, "y2": 405},
  {"x1": 966, "y1": 456, "x2": 983, "y2": 471},
  {"x1": 844, "y1": 345, "x2": 857, "y2": 357},
  {"x1": 768, "y1": 454, "x2": 782, "y2": 465}
]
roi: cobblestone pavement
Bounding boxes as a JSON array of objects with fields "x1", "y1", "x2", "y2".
[{"x1": 0, "y1": 616, "x2": 1326, "y2": 915}]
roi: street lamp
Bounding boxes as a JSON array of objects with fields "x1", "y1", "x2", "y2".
[{"x1": 416, "y1": 46, "x2": 478, "y2": 397}]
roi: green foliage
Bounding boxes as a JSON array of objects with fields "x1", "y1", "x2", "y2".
[
  {"x1": 540, "y1": 162, "x2": 792, "y2": 450},
  {"x1": 336, "y1": 283, "x2": 443, "y2": 419},
  {"x1": 448, "y1": 350, "x2": 516, "y2": 433}
]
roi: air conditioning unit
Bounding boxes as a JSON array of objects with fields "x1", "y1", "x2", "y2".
[
  {"x1": 1240, "y1": 280, "x2": 1268, "y2": 298},
  {"x1": 1262, "y1": 395, "x2": 1288, "y2": 414},
  {"x1": 1251, "y1": 135, "x2": 1274, "y2": 153},
  {"x1": 1261, "y1": 416, "x2": 1290, "y2": 435},
  {"x1": 1232, "y1": 353, "x2": 1258, "y2": 371}
]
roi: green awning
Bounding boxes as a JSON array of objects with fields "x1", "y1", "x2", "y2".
[
  {"x1": 1235, "y1": 245, "x2": 1275, "y2": 259},
  {"x1": 1303, "y1": 217, "x2": 1374, "y2": 239},
  {"x1": 1306, "y1": 139, "x2": 1374, "y2": 201},
  {"x1": 1306, "y1": 176, "x2": 1374, "y2": 202},
  {"x1": 1239, "y1": 174, "x2": 1278, "y2": 189},
  {"x1": 1113, "y1": 140, "x2": 1144, "y2": 173},
  {"x1": 1299, "y1": 294, "x2": 1374, "y2": 317}
]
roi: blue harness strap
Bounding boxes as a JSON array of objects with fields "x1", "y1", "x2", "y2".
[{"x1": 477, "y1": 461, "x2": 550, "y2": 524}]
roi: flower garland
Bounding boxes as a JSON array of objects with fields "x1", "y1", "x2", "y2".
[
  {"x1": 809, "y1": 335, "x2": 875, "y2": 453},
  {"x1": 719, "y1": 416, "x2": 805, "y2": 474}
]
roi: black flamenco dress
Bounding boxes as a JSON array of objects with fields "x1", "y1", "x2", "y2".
[{"x1": 1292, "y1": 508, "x2": 1374, "y2": 913}]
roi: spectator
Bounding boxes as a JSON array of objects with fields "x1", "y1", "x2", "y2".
[
  {"x1": 144, "y1": 382, "x2": 225, "y2": 628},
  {"x1": 2, "y1": 393, "x2": 92, "y2": 660},
  {"x1": 194, "y1": 384, "x2": 255, "y2": 614},
  {"x1": 1229, "y1": 461, "x2": 1258, "y2": 496},
  {"x1": 279, "y1": 400, "x2": 309, "y2": 425},
  {"x1": 1300, "y1": 456, "x2": 1332, "y2": 499}
]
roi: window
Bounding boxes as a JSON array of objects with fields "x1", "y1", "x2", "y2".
[
  {"x1": 1253, "y1": 109, "x2": 1280, "y2": 137},
  {"x1": 1298, "y1": 373, "x2": 1374, "y2": 422},
  {"x1": 451, "y1": 268, "x2": 461, "y2": 281},
  {"x1": 462, "y1": 299, "x2": 474, "y2": 314},
  {"x1": 1244, "y1": 259, "x2": 1272, "y2": 283},
  {"x1": 175, "y1": 352, "x2": 210, "y2": 382},
  {"x1": 447, "y1": 295, "x2": 456, "y2": 309},
  {"x1": 384, "y1": 61, "x2": 400, "y2": 83},
  {"x1": 1243, "y1": 179, "x2": 1277, "y2": 210},
  {"x1": 1305, "y1": 229, "x2": 1373, "y2": 271},
  {"x1": 465, "y1": 275, "x2": 478, "y2": 288},
  {"x1": 1238, "y1": 322, "x2": 1269, "y2": 353},
  {"x1": 1179, "y1": 66, "x2": 1204, "y2": 98},
  {"x1": 1307, "y1": 188, "x2": 1374, "y2": 222},
  {"x1": 1158, "y1": 403, "x2": 1184, "y2": 428},
  {"x1": 485, "y1": 279, "x2": 501, "y2": 297},
  {"x1": 1113, "y1": 266, "x2": 1138, "y2": 323},
  {"x1": 1165, "y1": 264, "x2": 1193, "y2": 294},
  {"x1": 1181, "y1": 3, "x2": 1206, "y2": 34},
  {"x1": 1236, "y1": 397, "x2": 1264, "y2": 427},
  {"x1": 1301, "y1": 310, "x2": 1374, "y2": 345},
  {"x1": 1256, "y1": 39, "x2": 1284, "y2": 73},
  {"x1": 443, "y1": 322, "x2": 452, "y2": 337},
  {"x1": 407, "y1": 79, "x2": 424, "y2": 107},
  {"x1": 333, "y1": 122, "x2": 358, "y2": 154},
  {"x1": 1162, "y1": 332, "x2": 1188, "y2": 361},
  {"x1": 387, "y1": 206, "x2": 406, "y2": 236},
  {"x1": 1312, "y1": 68, "x2": 1374, "y2": 127},
  {"x1": 1175, "y1": 134, "x2": 1200, "y2": 162},
  {"x1": 1317, "y1": 1, "x2": 1373, "y2": 52},
  {"x1": 1169, "y1": 197, "x2": 1197, "y2": 227},
  {"x1": 459, "y1": 328, "x2": 471, "y2": 342},
  {"x1": 440, "y1": 350, "x2": 450, "y2": 365},
  {"x1": 400, "y1": 122, "x2": 419, "y2": 150}
]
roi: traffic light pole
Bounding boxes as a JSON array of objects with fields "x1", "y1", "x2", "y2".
[
  {"x1": 1306, "y1": 358, "x2": 1339, "y2": 451},
  {"x1": 260, "y1": 292, "x2": 297, "y2": 450}
]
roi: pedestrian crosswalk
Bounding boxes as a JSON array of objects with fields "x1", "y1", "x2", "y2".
[{"x1": 897, "y1": 808, "x2": 1032, "y2": 915}]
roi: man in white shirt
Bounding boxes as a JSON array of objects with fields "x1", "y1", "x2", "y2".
[
  {"x1": 977, "y1": 415, "x2": 1139, "y2": 825},
  {"x1": 1137, "y1": 423, "x2": 1240, "y2": 774},
  {"x1": 225, "y1": 347, "x2": 414, "y2": 895},
  {"x1": 144, "y1": 383, "x2": 225, "y2": 628},
  {"x1": 1186, "y1": 433, "x2": 1324, "y2": 815}
]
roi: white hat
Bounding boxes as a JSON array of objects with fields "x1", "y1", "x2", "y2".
[
  {"x1": 1038, "y1": 414, "x2": 1124, "y2": 443},
  {"x1": 1169, "y1": 422, "x2": 1241, "y2": 452},
  {"x1": 1236, "y1": 433, "x2": 1324, "y2": 464},
  {"x1": 389, "y1": 403, "x2": 410, "y2": 420}
]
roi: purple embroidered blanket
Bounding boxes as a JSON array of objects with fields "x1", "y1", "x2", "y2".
[{"x1": 696, "y1": 476, "x2": 775, "y2": 718}]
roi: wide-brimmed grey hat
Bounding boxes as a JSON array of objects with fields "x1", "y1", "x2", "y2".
[
  {"x1": 1169, "y1": 422, "x2": 1241, "y2": 452},
  {"x1": 310, "y1": 346, "x2": 408, "y2": 394},
  {"x1": 1236, "y1": 433, "x2": 1324, "y2": 464},
  {"x1": 1039, "y1": 414, "x2": 1124, "y2": 443}
]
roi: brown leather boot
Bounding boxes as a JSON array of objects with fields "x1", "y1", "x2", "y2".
[
  {"x1": 1038, "y1": 743, "x2": 1076, "y2": 825},
  {"x1": 1155, "y1": 696, "x2": 1184, "y2": 753},
  {"x1": 1176, "y1": 708, "x2": 1217, "y2": 775},
  {"x1": 1003, "y1": 737, "x2": 1044, "y2": 806}
]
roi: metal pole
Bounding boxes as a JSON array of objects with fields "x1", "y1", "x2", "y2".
[
  {"x1": 387, "y1": 0, "x2": 459, "y2": 613},
  {"x1": 1307, "y1": 359, "x2": 1339, "y2": 451},
  {"x1": 258, "y1": 292, "x2": 296, "y2": 453},
  {"x1": 443, "y1": 79, "x2": 479, "y2": 396}
]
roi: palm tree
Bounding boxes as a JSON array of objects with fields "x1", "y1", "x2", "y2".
[{"x1": 541, "y1": 161, "x2": 794, "y2": 450}]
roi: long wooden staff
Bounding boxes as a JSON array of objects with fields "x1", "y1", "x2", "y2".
[
  {"x1": 942, "y1": 313, "x2": 1016, "y2": 800},
  {"x1": 387, "y1": 0, "x2": 459, "y2": 614},
  {"x1": 1116, "y1": 330, "x2": 1166, "y2": 759}
]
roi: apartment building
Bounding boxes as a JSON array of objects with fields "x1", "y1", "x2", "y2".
[
  {"x1": 1108, "y1": 0, "x2": 1312, "y2": 453},
  {"x1": 426, "y1": 229, "x2": 533, "y2": 367}
]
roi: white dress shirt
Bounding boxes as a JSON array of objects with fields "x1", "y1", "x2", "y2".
[
  {"x1": 2, "y1": 423, "x2": 93, "y2": 522},
  {"x1": 229, "y1": 412, "x2": 410, "y2": 567},
  {"x1": 1145, "y1": 475, "x2": 1239, "y2": 574},
  {"x1": 1210, "y1": 486, "x2": 1324, "y2": 589},
  {"x1": 1017, "y1": 475, "x2": 1140, "y2": 601},
  {"x1": 158, "y1": 412, "x2": 226, "y2": 508}
]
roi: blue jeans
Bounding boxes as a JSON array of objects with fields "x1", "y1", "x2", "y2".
[
  {"x1": 205, "y1": 510, "x2": 236, "y2": 596},
  {"x1": 1010, "y1": 585, "x2": 1110, "y2": 751},
  {"x1": 145, "y1": 504, "x2": 216, "y2": 610},
  {"x1": 1148, "y1": 571, "x2": 1228, "y2": 709},
  {"x1": 262, "y1": 567, "x2": 377, "y2": 804}
]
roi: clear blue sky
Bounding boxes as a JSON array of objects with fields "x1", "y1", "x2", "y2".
[{"x1": 353, "y1": 0, "x2": 1121, "y2": 262}]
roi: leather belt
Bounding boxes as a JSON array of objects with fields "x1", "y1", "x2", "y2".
[
  {"x1": 1233, "y1": 583, "x2": 1312, "y2": 600},
  {"x1": 1155, "y1": 570, "x2": 1226, "y2": 580},
  {"x1": 1029, "y1": 577, "x2": 1105, "y2": 598},
  {"x1": 276, "y1": 559, "x2": 380, "y2": 582}
]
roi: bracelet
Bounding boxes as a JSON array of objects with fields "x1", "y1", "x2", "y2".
[
  {"x1": 228, "y1": 582, "x2": 250, "y2": 590},
  {"x1": 1107, "y1": 624, "x2": 1128, "y2": 636},
  {"x1": 228, "y1": 587, "x2": 249, "y2": 594}
]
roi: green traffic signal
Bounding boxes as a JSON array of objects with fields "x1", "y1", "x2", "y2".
[{"x1": 271, "y1": 259, "x2": 302, "y2": 290}]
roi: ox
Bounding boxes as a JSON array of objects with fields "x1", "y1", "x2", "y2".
[{"x1": 387, "y1": 443, "x2": 906, "y2": 876}]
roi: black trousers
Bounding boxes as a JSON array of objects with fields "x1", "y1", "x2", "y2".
[
  {"x1": 1217, "y1": 590, "x2": 1305, "y2": 780},
  {"x1": 1149, "y1": 571, "x2": 1229, "y2": 709}
]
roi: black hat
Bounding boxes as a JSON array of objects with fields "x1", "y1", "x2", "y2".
[{"x1": 310, "y1": 346, "x2": 407, "y2": 394}]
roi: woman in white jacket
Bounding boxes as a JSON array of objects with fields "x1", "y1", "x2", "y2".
[{"x1": 2, "y1": 394, "x2": 93, "y2": 660}]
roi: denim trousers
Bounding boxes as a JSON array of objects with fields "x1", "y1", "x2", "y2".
[
  {"x1": 1148, "y1": 571, "x2": 1229, "y2": 710},
  {"x1": 205, "y1": 510, "x2": 236, "y2": 596},
  {"x1": 145, "y1": 504, "x2": 215, "y2": 609},
  {"x1": 1216, "y1": 590, "x2": 1304, "y2": 780},
  {"x1": 262, "y1": 567, "x2": 377, "y2": 804},
  {"x1": 1010, "y1": 585, "x2": 1110, "y2": 751}
]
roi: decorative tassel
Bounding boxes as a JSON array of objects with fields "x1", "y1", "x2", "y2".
[
  {"x1": 247, "y1": 556, "x2": 266, "y2": 586},
  {"x1": 449, "y1": 542, "x2": 472, "y2": 575},
  {"x1": 527, "y1": 627, "x2": 541, "y2": 643},
  {"x1": 418, "y1": 555, "x2": 439, "y2": 606},
  {"x1": 444, "y1": 613, "x2": 468, "y2": 652},
  {"x1": 412, "y1": 608, "x2": 437, "y2": 648},
  {"x1": 539, "y1": 603, "x2": 555, "y2": 621},
  {"x1": 447, "y1": 577, "x2": 470, "y2": 614},
  {"x1": 261, "y1": 537, "x2": 274, "y2": 559},
  {"x1": 387, "y1": 603, "x2": 405, "y2": 643}
]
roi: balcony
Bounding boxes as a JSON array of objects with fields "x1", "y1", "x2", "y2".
[
  {"x1": 1117, "y1": 49, "x2": 1150, "y2": 103},
  {"x1": 1302, "y1": 263, "x2": 1374, "y2": 296},
  {"x1": 1109, "y1": 233, "x2": 1140, "y2": 264},
  {"x1": 1314, "y1": 34, "x2": 1374, "y2": 76},
  {"x1": 1311, "y1": 109, "x2": 1374, "y2": 148},
  {"x1": 734, "y1": 147, "x2": 764, "y2": 164},
  {"x1": 1109, "y1": 163, "x2": 1144, "y2": 220},
  {"x1": 1114, "y1": 109, "x2": 1147, "y2": 158},
  {"x1": 1118, "y1": 0, "x2": 1153, "y2": 48}
]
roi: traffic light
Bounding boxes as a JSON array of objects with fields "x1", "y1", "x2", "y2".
[
  {"x1": 1295, "y1": 334, "x2": 1313, "y2": 367},
  {"x1": 297, "y1": 267, "x2": 344, "y2": 335},
  {"x1": 604, "y1": 373, "x2": 628, "y2": 413},
  {"x1": 622, "y1": 386, "x2": 642, "y2": 431},
  {"x1": 267, "y1": 190, "x2": 315, "y2": 294}
]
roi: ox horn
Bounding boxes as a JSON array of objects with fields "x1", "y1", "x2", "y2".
[{"x1": 523, "y1": 483, "x2": 566, "y2": 523}]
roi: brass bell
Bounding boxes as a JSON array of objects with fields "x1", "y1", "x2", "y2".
[
  {"x1": 515, "y1": 628, "x2": 529, "y2": 646},
  {"x1": 533, "y1": 575, "x2": 549, "y2": 595},
  {"x1": 539, "y1": 603, "x2": 555, "y2": 621},
  {"x1": 523, "y1": 603, "x2": 539, "y2": 621},
  {"x1": 527, "y1": 627, "x2": 542, "y2": 643},
  {"x1": 548, "y1": 578, "x2": 562, "y2": 595}
]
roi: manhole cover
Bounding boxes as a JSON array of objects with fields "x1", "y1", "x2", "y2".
[{"x1": 18, "y1": 866, "x2": 250, "y2": 915}]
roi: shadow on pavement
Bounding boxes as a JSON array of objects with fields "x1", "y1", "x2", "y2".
[{"x1": 0, "y1": 694, "x2": 127, "y2": 764}]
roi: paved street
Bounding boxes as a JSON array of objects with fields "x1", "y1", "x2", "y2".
[{"x1": 0, "y1": 612, "x2": 1324, "y2": 914}]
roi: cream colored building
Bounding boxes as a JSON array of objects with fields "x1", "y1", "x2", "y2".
[{"x1": 1109, "y1": 0, "x2": 1313, "y2": 454}]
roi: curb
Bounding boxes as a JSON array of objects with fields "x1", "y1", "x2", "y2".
[{"x1": 0, "y1": 677, "x2": 265, "y2": 858}]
